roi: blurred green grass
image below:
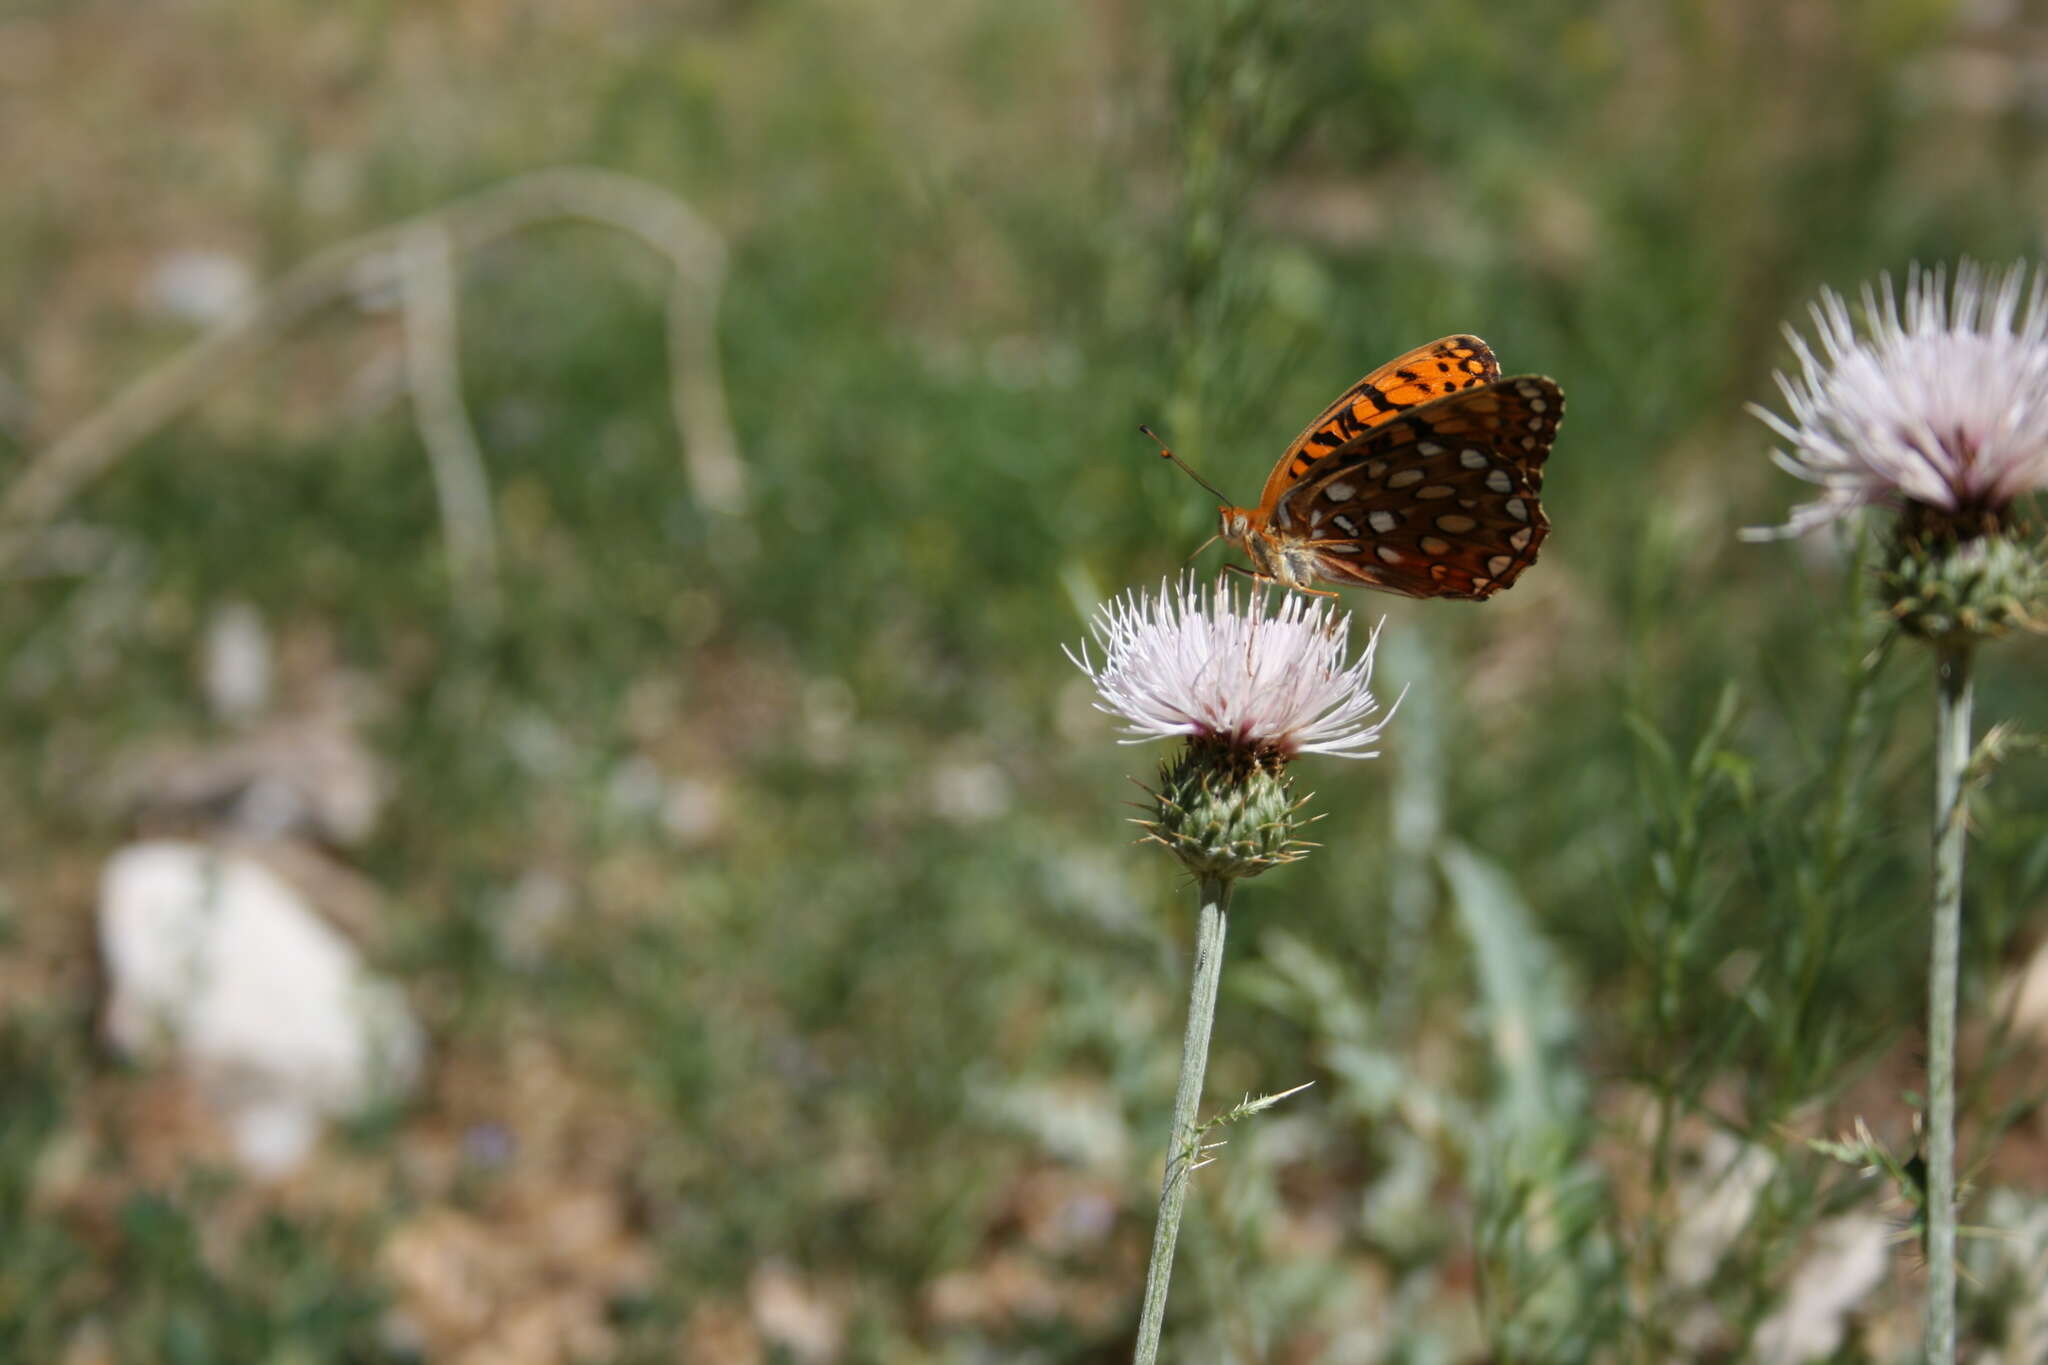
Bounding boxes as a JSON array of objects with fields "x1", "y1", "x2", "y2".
[{"x1": 5, "y1": 0, "x2": 2048, "y2": 1360}]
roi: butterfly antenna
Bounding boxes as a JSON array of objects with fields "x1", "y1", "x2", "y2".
[{"x1": 1140, "y1": 424, "x2": 1232, "y2": 504}]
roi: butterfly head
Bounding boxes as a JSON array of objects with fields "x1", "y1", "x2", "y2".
[
  {"x1": 1144, "y1": 427, "x2": 1328, "y2": 593},
  {"x1": 1218, "y1": 505, "x2": 1257, "y2": 549},
  {"x1": 1219, "y1": 506, "x2": 1322, "y2": 592}
]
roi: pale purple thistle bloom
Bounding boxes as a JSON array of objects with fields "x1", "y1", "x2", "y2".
[
  {"x1": 1750, "y1": 262, "x2": 2048, "y2": 538},
  {"x1": 1067, "y1": 576, "x2": 1390, "y2": 759}
]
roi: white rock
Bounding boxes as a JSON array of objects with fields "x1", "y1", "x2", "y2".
[
  {"x1": 142, "y1": 250, "x2": 255, "y2": 325},
  {"x1": 114, "y1": 694, "x2": 390, "y2": 847},
  {"x1": 749, "y1": 1261, "x2": 844, "y2": 1365},
  {"x1": 2000, "y1": 937, "x2": 2048, "y2": 1045},
  {"x1": 202, "y1": 601, "x2": 271, "y2": 724},
  {"x1": 977, "y1": 1077, "x2": 1130, "y2": 1172},
  {"x1": 98, "y1": 840, "x2": 422, "y2": 1176},
  {"x1": 929, "y1": 759, "x2": 1012, "y2": 825},
  {"x1": 1752, "y1": 1215, "x2": 1891, "y2": 1364},
  {"x1": 662, "y1": 776, "x2": 726, "y2": 846},
  {"x1": 1667, "y1": 1131, "x2": 1777, "y2": 1290}
]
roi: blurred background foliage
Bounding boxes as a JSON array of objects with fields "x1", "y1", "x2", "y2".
[{"x1": 5, "y1": 0, "x2": 2048, "y2": 1360}]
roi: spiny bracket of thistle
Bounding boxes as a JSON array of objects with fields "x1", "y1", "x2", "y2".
[
  {"x1": 1802, "y1": 1117, "x2": 1933, "y2": 1251},
  {"x1": 1946, "y1": 721, "x2": 2048, "y2": 835},
  {"x1": 1801, "y1": 1115, "x2": 1992, "y2": 1258},
  {"x1": 1878, "y1": 505, "x2": 2048, "y2": 646},
  {"x1": 1804, "y1": 1117, "x2": 1920, "y2": 1198},
  {"x1": 1136, "y1": 737, "x2": 1322, "y2": 880},
  {"x1": 1172, "y1": 1082, "x2": 1316, "y2": 1182}
]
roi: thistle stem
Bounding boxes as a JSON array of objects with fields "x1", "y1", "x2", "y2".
[
  {"x1": 1133, "y1": 873, "x2": 1232, "y2": 1365},
  {"x1": 1927, "y1": 641, "x2": 1973, "y2": 1362}
]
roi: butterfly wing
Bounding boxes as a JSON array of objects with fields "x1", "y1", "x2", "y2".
[
  {"x1": 1257, "y1": 335, "x2": 1502, "y2": 510},
  {"x1": 1272, "y1": 376, "x2": 1562, "y2": 600}
]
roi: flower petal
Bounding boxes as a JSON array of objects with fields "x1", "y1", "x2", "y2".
[
  {"x1": 1754, "y1": 261, "x2": 2048, "y2": 534},
  {"x1": 1068, "y1": 575, "x2": 1388, "y2": 760}
]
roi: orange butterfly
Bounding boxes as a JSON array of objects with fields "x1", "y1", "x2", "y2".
[{"x1": 1152, "y1": 336, "x2": 1562, "y2": 600}]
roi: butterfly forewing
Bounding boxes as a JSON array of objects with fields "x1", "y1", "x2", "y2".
[
  {"x1": 1258, "y1": 335, "x2": 1503, "y2": 509},
  {"x1": 1275, "y1": 375, "x2": 1562, "y2": 600}
]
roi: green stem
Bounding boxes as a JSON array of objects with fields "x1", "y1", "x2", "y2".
[
  {"x1": 1927, "y1": 641, "x2": 1973, "y2": 1362},
  {"x1": 1133, "y1": 873, "x2": 1232, "y2": 1365}
]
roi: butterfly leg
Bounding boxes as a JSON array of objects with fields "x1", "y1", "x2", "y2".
[
  {"x1": 1219, "y1": 562, "x2": 1337, "y2": 598},
  {"x1": 1219, "y1": 562, "x2": 1279, "y2": 591}
]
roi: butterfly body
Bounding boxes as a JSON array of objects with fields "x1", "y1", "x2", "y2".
[
  {"x1": 1217, "y1": 505, "x2": 1333, "y2": 594},
  {"x1": 1212, "y1": 336, "x2": 1563, "y2": 601}
]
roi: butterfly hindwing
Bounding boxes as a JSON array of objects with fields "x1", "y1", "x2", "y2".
[
  {"x1": 1258, "y1": 335, "x2": 1503, "y2": 509},
  {"x1": 1272, "y1": 375, "x2": 1562, "y2": 600}
]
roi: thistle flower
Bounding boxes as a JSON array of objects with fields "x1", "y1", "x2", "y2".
[
  {"x1": 1067, "y1": 574, "x2": 1388, "y2": 761},
  {"x1": 1069, "y1": 575, "x2": 1389, "y2": 881},
  {"x1": 1068, "y1": 574, "x2": 1390, "y2": 1362},
  {"x1": 1752, "y1": 261, "x2": 2048, "y2": 539},
  {"x1": 1750, "y1": 262, "x2": 2048, "y2": 1359}
]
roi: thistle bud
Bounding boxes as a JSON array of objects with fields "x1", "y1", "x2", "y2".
[
  {"x1": 1139, "y1": 738, "x2": 1314, "y2": 880},
  {"x1": 1878, "y1": 516, "x2": 2048, "y2": 646}
]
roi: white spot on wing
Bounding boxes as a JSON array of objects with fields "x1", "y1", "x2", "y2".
[
  {"x1": 1459, "y1": 449, "x2": 1487, "y2": 469},
  {"x1": 1488, "y1": 554, "x2": 1512, "y2": 575},
  {"x1": 1323, "y1": 481, "x2": 1357, "y2": 502},
  {"x1": 1376, "y1": 545, "x2": 1404, "y2": 564},
  {"x1": 1486, "y1": 469, "x2": 1513, "y2": 494},
  {"x1": 1368, "y1": 510, "x2": 1397, "y2": 533},
  {"x1": 1510, "y1": 527, "x2": 1533, "y2": 551},
  {"x1": 1505, "y1": 497, "x2": 1528, "y2": 521}
]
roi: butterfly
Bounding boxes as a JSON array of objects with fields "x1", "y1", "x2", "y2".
[{"x1": 1153, "y1": 336, "x2": 1562, "y2": 600}]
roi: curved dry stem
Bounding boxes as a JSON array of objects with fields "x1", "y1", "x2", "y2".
[
  {"x1": 0, "y1": 166, "x2": 743, "y2": 582},
  {"x1": 398, "y1": 221, "x2": 499, "y2": 627}
]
